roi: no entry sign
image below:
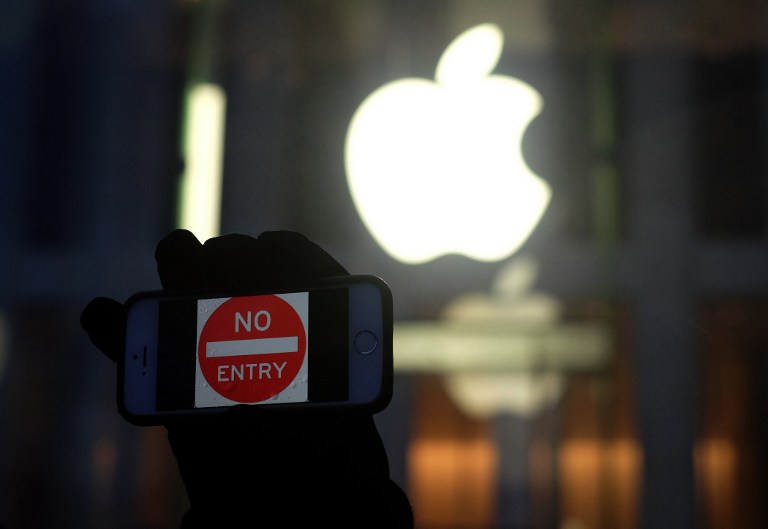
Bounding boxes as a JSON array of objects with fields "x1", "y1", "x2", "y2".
[{"x1": 194, "y1": 292, "x2": 308, "y2": 407}]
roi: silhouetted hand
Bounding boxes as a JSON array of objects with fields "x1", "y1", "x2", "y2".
[{"x1": 81, "y1": 229, "x2": 413, "y2": 528}]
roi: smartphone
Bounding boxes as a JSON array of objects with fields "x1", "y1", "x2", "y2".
[{"x1": 119, "y1": 274, "x2": 393, "y2": 425}]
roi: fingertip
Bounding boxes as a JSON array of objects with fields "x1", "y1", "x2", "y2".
[
  {"x1": 198, "y1": 233, "x2": 263, "y2": 290},
  {"x1": 155, "y1": 229, "x2": 203, "y2": 261},
  {"x1": 200, "y1": 233, "x2": 260, "y2": 255},
  {"x1": 256, "y1": 230, "x2": 309, "y2": 243},
  {"x1": 256, "y1": 231, "x2": 350, "y2": 279},
  {"x1": 155, "y1": 229, "x2": 205, "y2": 290}
]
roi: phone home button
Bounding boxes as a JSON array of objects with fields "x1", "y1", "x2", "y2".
[{"x1": 354, "y1": 330, "x2": 378, "y2": 355}]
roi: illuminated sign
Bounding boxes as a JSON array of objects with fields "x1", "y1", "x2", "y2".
[{"x1": 345, "y1": 24, "x2": 550, "y2": 264}]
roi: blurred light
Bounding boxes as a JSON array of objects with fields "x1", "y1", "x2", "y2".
[
  {"x1": 178, "y1": 83, "x2": 226, "y2": 242},
  {"x1": 442, "y1": 255, "x2": 563, "y2": 323},
  {"x1": 409, "y1": 438, "x2": 497, "y2": 526},
  {"x1": 695, "y1": 437, "x2": 737, "y2": 520},
  {"x1": 345, "y1": 23, "x2": 550, "y2": 264},
  {"x1": 393, "y1": 320, "x2": 609, "y2": 373},
  {"x1": 445, "y1": 372, "x2": 564, "y2": 418},
  {"x1": 394, "y1": 258, "x2": 611, "y2": 416}
]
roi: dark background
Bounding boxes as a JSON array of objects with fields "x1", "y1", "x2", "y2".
[{"x1": 1, "y1": 1, "x2": 767, "y2": 528}]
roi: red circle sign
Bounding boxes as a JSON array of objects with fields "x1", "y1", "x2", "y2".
[{"x1": 198, "y1": 294, "x2": 307, "y2": 403}]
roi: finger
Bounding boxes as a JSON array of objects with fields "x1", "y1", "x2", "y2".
[
  {"x1": 196, "y1": 233, "x2": 266, "y2": 291},
  {"x1": 255, "y1": 230, "x2": 349, "y2": 281},
  {"x1": 80, "y1": 297, "x2": 126, "y2": 363},
  {"x1": 155, "y1": 229, "x2": 204, "y2": 290},
  {"x1": 197, "y1": 231, "x2": 349, "y2": 291}
]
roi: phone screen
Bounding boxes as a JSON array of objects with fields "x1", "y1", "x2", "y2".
[{"x1": 152, "y1": 287, "x2": 349, "y2": 411}]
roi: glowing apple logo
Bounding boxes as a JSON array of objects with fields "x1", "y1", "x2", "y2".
[{"x1": 345, "y1": 23, "x2": 550, "y2": 264}]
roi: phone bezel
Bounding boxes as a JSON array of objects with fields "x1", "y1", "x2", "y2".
[{"x1": 118, "y1": 274, "x2": 393, "y2": 425}]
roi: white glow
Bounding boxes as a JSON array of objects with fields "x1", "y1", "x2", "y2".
[
  {"x1": 178, "y1": 83, "x2": 226, "y2": 242},
  {"x1": 392, "y1": 258, "x2": 611, "y2": 417},
  {"x1": 445, "y1": 372, "x2": 564, "y2": 418},
  {"x1": 345, "y1": 23, "x2": 550, "y2": 264},
  {"x1": 393, "y1": 321, "x2": 610, "y2": 373}
]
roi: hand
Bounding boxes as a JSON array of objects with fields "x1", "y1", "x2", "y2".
[{"x1": 81, "y1": 229, "x2": 413, "y2": 528}]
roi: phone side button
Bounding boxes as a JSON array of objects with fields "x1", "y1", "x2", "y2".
[{"x1": 353, "y1": 330, "x2": 378, "y2": 355}]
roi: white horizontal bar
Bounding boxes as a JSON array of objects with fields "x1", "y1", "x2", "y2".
[{"x1": 206, "y1": 337, "x2": 298, "y2": 358}]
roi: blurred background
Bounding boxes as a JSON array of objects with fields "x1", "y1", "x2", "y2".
[{"x1": 1, "y1": 1, "x2": 767, "y2": 528}]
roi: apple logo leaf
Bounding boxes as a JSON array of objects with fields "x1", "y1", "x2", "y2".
[{"x1": 436, "y1": 23, "x2": 504, "y2": 84}]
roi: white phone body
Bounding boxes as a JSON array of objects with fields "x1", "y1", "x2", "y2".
[{"x1": 120, "y1": 275, "x2": 393, "y2": 425}]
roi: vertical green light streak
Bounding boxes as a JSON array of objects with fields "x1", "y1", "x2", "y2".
[{"x1": 176, "y1": 0, "x2": 226, "y2": 241}]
